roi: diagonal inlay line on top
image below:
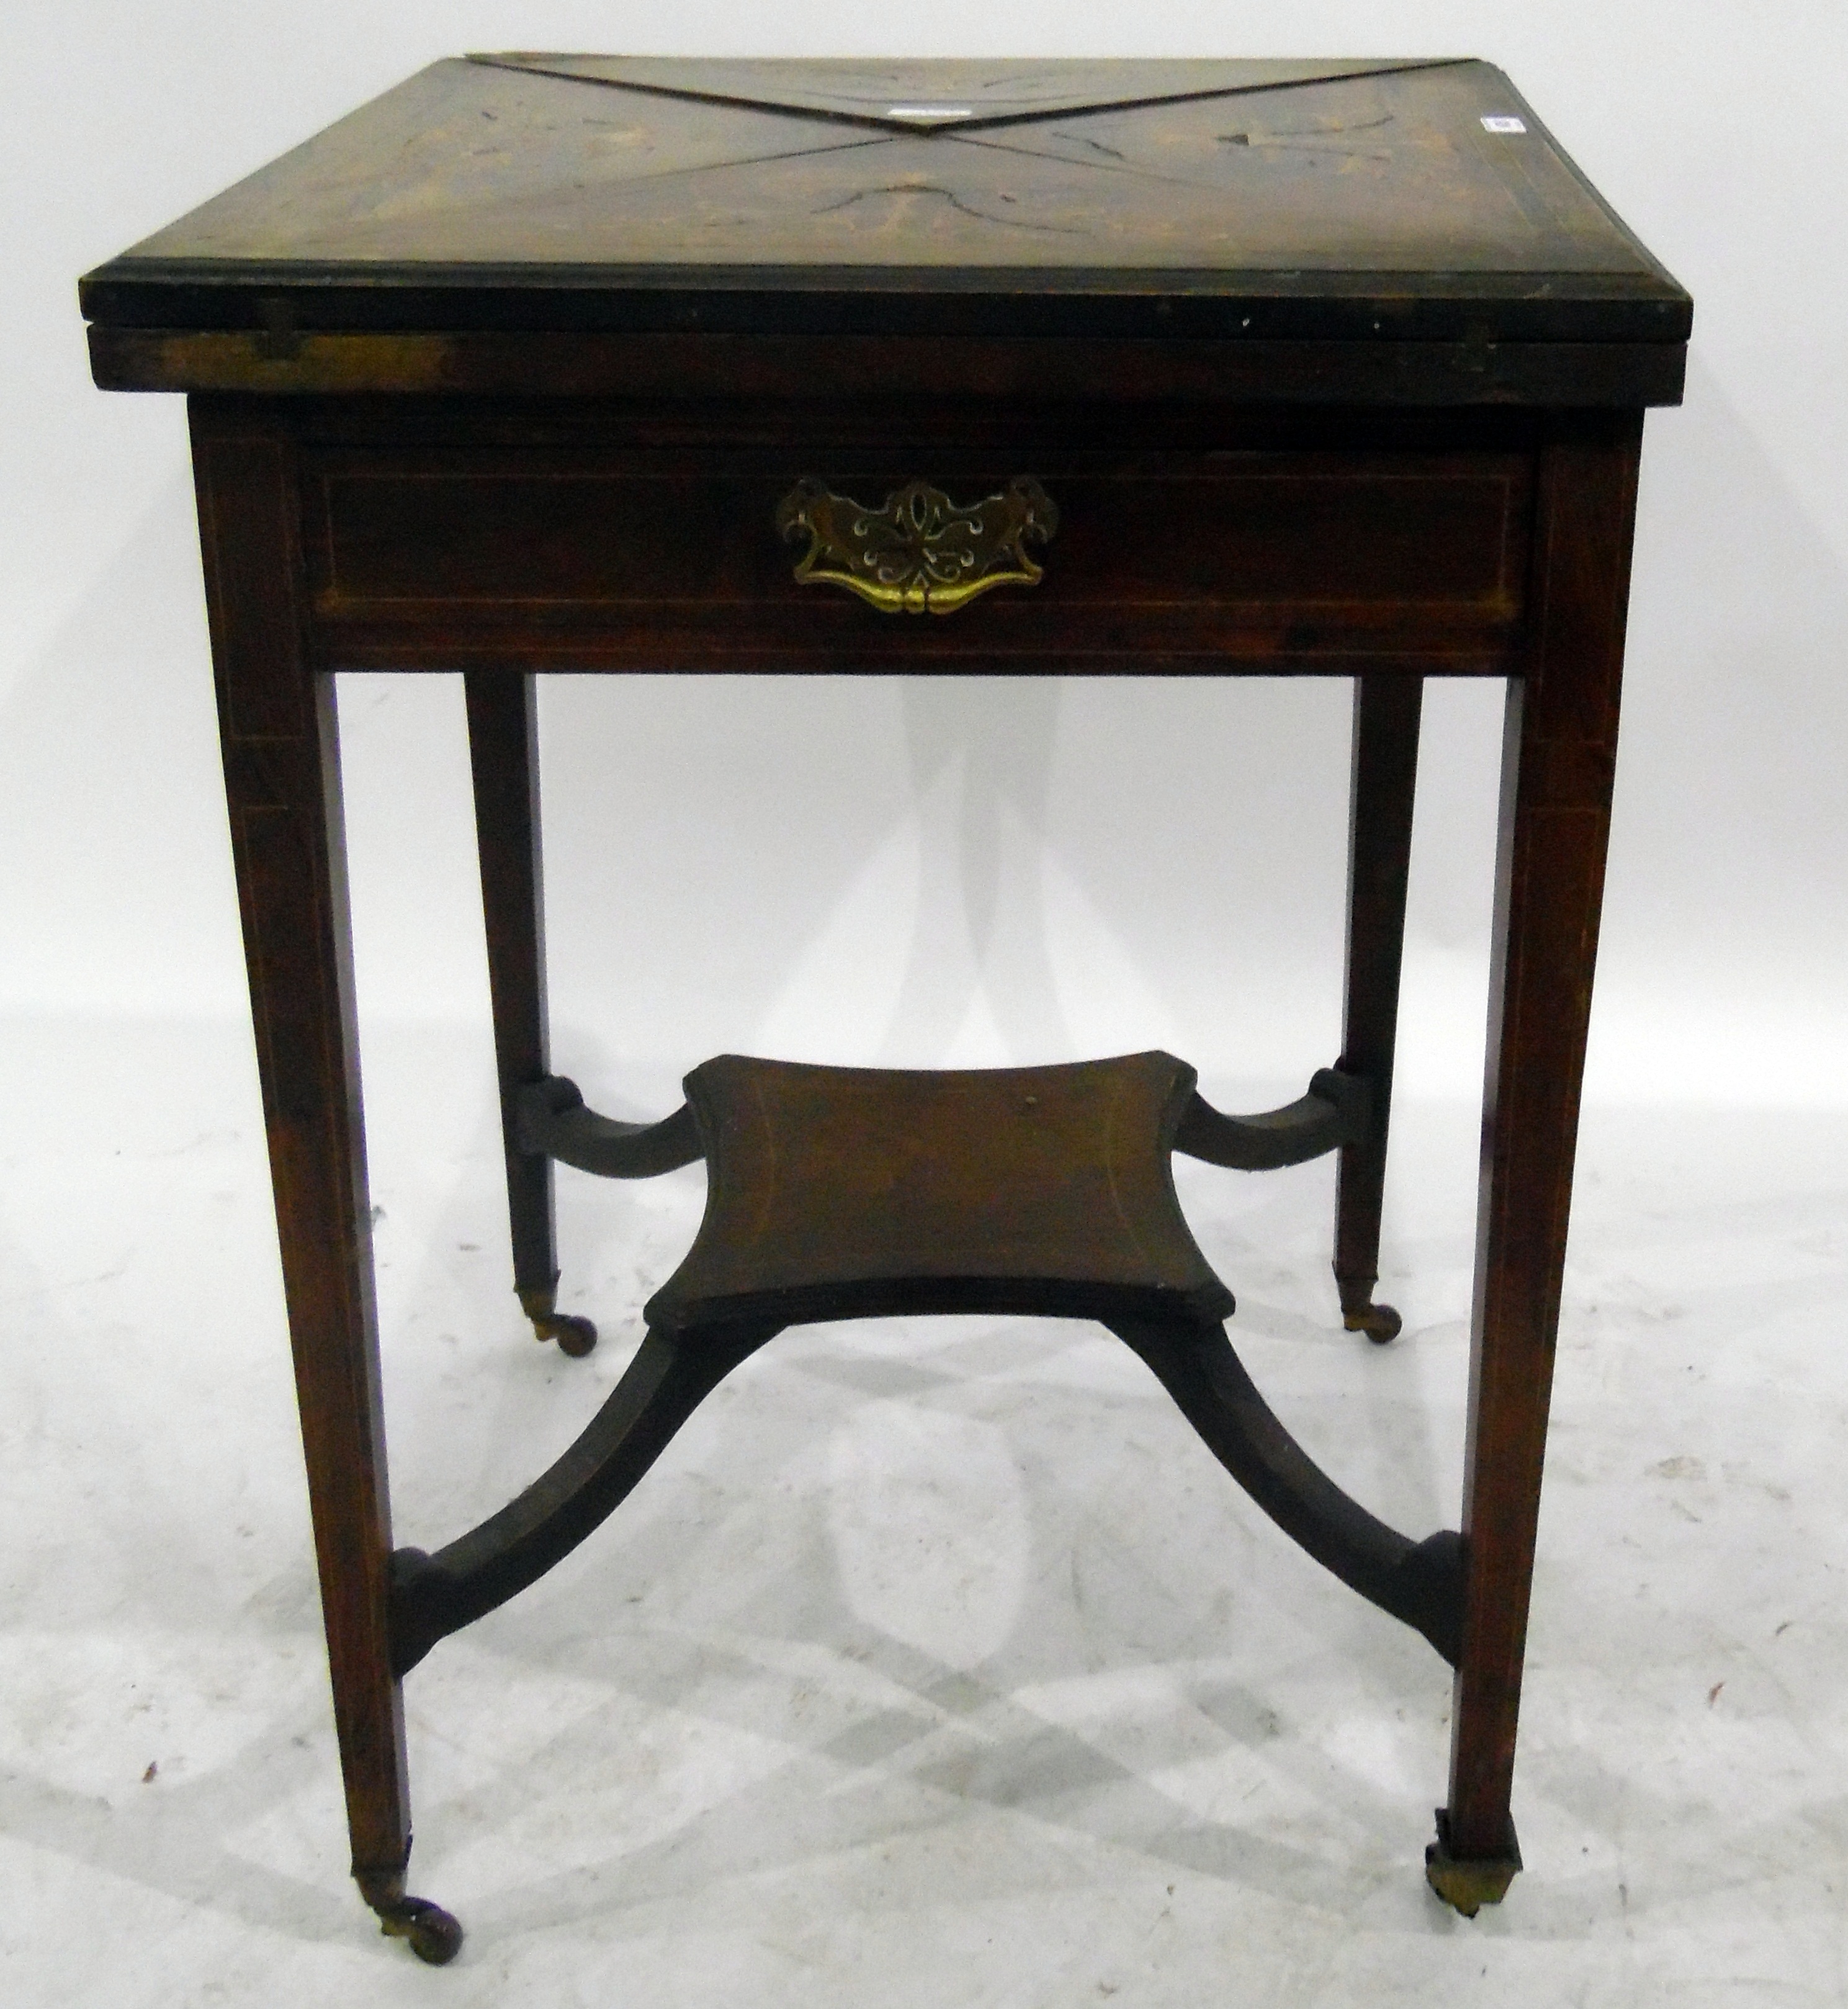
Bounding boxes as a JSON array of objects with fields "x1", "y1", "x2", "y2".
[{"x1": 464, "y1": 53, "x2": 1473, "y2": 138}]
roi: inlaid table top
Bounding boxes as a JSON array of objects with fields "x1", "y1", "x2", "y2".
[{"x1": 81, "y1": 55, "x2": 1689, "y2": 371}]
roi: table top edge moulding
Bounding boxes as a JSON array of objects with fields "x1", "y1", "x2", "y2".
[{"x1": 81, "y1": 51, "x2": 1688, "y2": 1967}]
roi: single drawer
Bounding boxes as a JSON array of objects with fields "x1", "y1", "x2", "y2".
[{"x1": 307, "y1": 446, "x2": 1533, "y2": 675}]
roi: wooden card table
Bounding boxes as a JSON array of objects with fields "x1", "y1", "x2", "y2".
[{"x1": 81, "y1": 55, "x2": 1690, "y2": 1962}]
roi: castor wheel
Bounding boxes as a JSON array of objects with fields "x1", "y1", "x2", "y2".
[
  {"x1": 518, "y1": 1285, "x2": 598, "y2": 1357},
  {"x1": 547, "y1": 1312, "x2": 598, "y2": 1358},
  {"x1": 358, "y1": 1876, "x2": 465, "y2": 1964},
  {"x1": 1343, "y1": 1301, "x2": 1402, "y2": 1344},
  {"x1": 391, "y1": 1896, "x2": 465, "y2": 1965}
]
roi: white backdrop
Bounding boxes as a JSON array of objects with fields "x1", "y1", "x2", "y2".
[
  {"x1": 6, "y1": 8, "x2": 1848, "y2": 2000},
  {"x1": 4, "y1": 0, "x2": 1846, "y2": 1132}
]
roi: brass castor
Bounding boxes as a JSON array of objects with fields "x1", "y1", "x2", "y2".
[
  {"x1": 1343, "y1": 1301, "x2": 1402, "y2": 1345},
  {"x1": 540, "y1": 1311, "x2": 598, "y2": 1357},
  {"x1": 357, "y1": 1874, "x2": 464, "y2": 1964},
  {"x1": 1423, "y1": 1807, "x2": 1521, "y2": 1917},
  {"x1": 519, "y1": 1286, "x2": 598, "y2": 1357}
]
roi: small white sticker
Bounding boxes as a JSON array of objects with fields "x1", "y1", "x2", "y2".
[
  {"x1": 1481, "y1": 115, "x2": 1527, "y2": 134},
  {"x1": 887, "y1": 105, "x2": 973, "y2": 120}
]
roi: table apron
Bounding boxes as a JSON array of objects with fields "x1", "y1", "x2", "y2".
[{"x1": 301, "y1": 447, "x2": 1534, "y2": 674}]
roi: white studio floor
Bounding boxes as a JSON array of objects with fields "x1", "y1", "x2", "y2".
[{"x1": 4, "y1": 1017, "x2": 1847, "y2": 2007}]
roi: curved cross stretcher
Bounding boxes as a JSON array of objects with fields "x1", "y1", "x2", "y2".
[{"x1": 391, "y1": 1051, "x2": 1461, "y2": 1682}]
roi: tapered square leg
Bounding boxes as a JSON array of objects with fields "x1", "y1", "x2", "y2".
[
  {"x1": 464, "y1": 670, "x2": 595, "y2": 1357},
  {"x1": 1334, "y1": 674, "x2": 1423, "y2": 1344},
  {"x1": 193, "y1": 405, "x2": 457, "y2": 1959},
  {"x1": 1437, "y1": 412, "x2": 1644, "y2": 1905}
]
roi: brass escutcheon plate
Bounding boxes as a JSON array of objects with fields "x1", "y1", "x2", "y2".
[{"x1": 776, "y1": 475, "x2": 1058, "y2": 614}]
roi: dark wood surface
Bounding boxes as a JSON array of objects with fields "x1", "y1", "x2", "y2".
[
  {"x1": 82, "y1": 58, "x2": 1685, "y2": 335},
  {"x1": 104, "y1": 51, "x2": 1674, "y2": 1956},
  {"x1": 88, "y1": 323, "x2": 1687, "y2": 405},
  {"x1": 176, "y1": 392, "x2": 1647, "y2": 1944},
  {"x1": 81, "y1": 55, "x2": 1687, "y2": 403},
  {"x1": 651, "y1": 1051, "x2": 1231, "y2": 1331},
  {"x1": 189, "y1": 409, "x2": 414, "y2": 1909},
  {"x1": 390, "y1": 1049, "x2": 1463, "y2": 1683},
  {"x1": 1447, "y1": 410, "x2": 1641, "y2": 1861},
  {"x1": 181, "y1": 385, "x2": 1648, "y2": 1944},
  {"x1": 463, "y1": 671, "x2": 600, "y2": 1357},
  {"x1": 462, "y1": 672, "x2": 551, "y2": 1300},
  {"x1": 306, "y1": 435, "x2": 1533, "y2": 673},
  {"x1": 1334, "y1": 675, "x2": 1424, "y2": 1342}
]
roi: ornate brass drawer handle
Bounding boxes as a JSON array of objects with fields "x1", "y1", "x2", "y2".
[{"x1": 776, "y1": 475, "x2": 1059, "y2": 615}]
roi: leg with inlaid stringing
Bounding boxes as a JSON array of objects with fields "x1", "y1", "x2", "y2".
[
  {"x1": 193, "y1": 405, "x2": 459, "y2": 1962},
  {"x1": 1333, "y1": 673, "x2": 1423, "y2": 1344},
  {"x1": 1427, "y1": 411, "x2": 1643, "y2": 1917},
  {"x1": 465, "y1": 668, "x2": 596, "y2": 1358}
]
